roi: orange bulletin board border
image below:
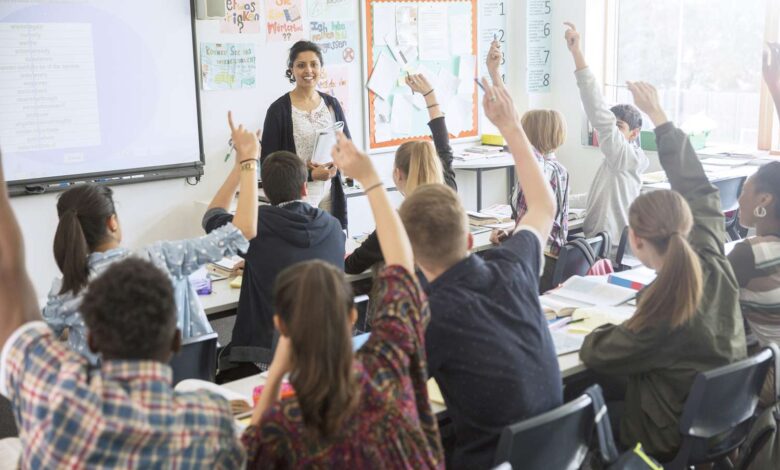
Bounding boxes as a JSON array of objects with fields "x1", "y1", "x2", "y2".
[{"x1": 362, "y1": 0, "x2": 479, "y2": 151}]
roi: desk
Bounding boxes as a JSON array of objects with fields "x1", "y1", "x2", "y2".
[
  {"x1": 642, "y1": 157, "x2": 759, "y2": 192},
  {"x1": 453, "y1": 155, "x2": 515, "y2": 211}
]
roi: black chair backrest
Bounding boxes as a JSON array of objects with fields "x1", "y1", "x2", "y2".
[
  {"x1": 493, "y1": 393, "x2": 595, "y2": 470},
  {"x1": 712, "y1": 176, "x2": 745, "y2": 213},
  {"x1": 551, "y1": 238, "x2": 597, "y2": 287},
  {"x1": 614, "y1": 226, "x2": 630, "y2": 267},
  {"x1": 169, "y1": 332, "x2": 218, "y2": 385},
  {"x1": 668, "y1": 346, "x2": 775, "y2": 467}
]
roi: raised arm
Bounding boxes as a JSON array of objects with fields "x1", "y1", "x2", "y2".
[
  {"x1": 331, "y1": 133, "x2": 414, "y2": 274},
  {"x1": 764, "y1": 43, "x2": 780, "y2": 123},
  {"x1": 628, "y1": 81, "x2": 724, "y2": 252},
  {"x1": 482, "y1": 79, "x2": 555, "y2": 239},
  {"x1": 0, "y1": 150, "x2": 42, "y2": 348},
  {"x1": 486, "y1": 39, "x2": 504, "y2": 87},
  {"x1": 406, "y1": 73, "x2": 457, "y2": 190}
]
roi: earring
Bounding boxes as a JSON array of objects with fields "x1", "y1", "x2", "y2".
[{"x1": 754, "y1": 206, "x2": 767, "y2": 218}]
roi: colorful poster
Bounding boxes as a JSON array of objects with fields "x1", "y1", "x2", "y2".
[
  {"x1": 317, "y1": 64, "x2": 350, "y2": 115},
  {"x1": 200, "y1": 43, "x2": 257, "y2": 90},
  {"x1": 306, "y1": 0, "x2": 353, "y2": 20},
  {"x1": 221, "y1": 0, "x2": 262, "y2": 34},
  {"x1": 266, "y1": 0, "x2": 304, "y2": 42},
  {"x1": 309, "y1": 20, "x2": 358, "y2": 64}
]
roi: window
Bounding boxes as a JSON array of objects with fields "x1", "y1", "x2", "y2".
[{"x1": 594, "y1": 0, "x2": 779, "y2": 150}]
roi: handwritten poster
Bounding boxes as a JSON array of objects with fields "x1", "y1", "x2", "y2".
[
  {"x1": 310, "y1": 20, "x2": 358, "y2": 64},
  {"x1": 221, "y1": 0, "x2": 261, "y2": 34},
  {"x1": 266, "y1": 0, "x2": 304, "y2": 42},
  {"x1": 527, "y1": 0, "x2": 552, "y2": 93},
  {"x1": 200, "y1": 43, "x2": 256, "y2": 90},
  {"x1": 306, "y1": 0, "x2": 353, "y2": 20},
  {"x1": 317, "y1": 65, "x2": 350, "y2": 114}
]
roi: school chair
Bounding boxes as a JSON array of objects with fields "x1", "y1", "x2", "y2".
[
  {"x1": 712, "y1": 176, "x2": 746, "y2": 242},
  {"x1": 551, "y1": 232, "x2": 610, "y2": 286},
  {"x1": 614, "y1": 226, "x2": 632, "y2": 271},
  {"x1": 169, "y1": 332, "x2": 218, "y2": 385},
  {"x1": 492, "y1": 385, "x2": 610, "y2": 469},
  {"x1": 663, "y1": 344, "x2": 777, "y2": 470}
]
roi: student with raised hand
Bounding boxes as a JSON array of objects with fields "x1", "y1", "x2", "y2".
[
  {"x1": 42, "y1": 112, "x2": 258, "y2": 364},
  {"x1": 344, "y1": 72, "x2": 456, "y2": 276},
  {"x1": 580, "y1": 82, "x2": 746, "y2": 461},
  {"x1": 0, "y1": 155, "x2": 245, "y2": 468},
  {"x1": 399, "y1": 80, "x2": 561, "y2": 469},
  {"x1": 564, "y1": 22, "x2": 648, "y2": 255},
  {"x1": 241, "y1": 133, "x2": 443, "y2": 469},
  {"x1": 487, "y1": 39, "x2": 570, "y2": 292}
]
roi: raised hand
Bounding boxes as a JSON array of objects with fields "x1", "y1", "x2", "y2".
[
  {"x1": 564, "y1": 22, "x2": 581, "y2": 53},
  {"x1": 763, "y1": 43, "x2": 780, "y2": 94},
  {"x1": 626, "y1": 81, "x2": 668, "y2": 127},
  {"x1": 227, "y1": 111, "x2": 260, "y2": 164},
  {"x1": 486, "y1": 40, "x2": 502, "y2": 77},
  {"x1": 405, "y1": 73, "x2": 434, "y2": 95},
  {"x1": 481, "y1": 78, "x2": 520, "y2": 131},
  {"x1": 331, "y1": 132, "x2": 377, "y2": 186}
]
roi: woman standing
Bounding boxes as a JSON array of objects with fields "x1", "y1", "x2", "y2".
[{"x1": 261, "y1": 40, "x2": 349, "y2": 229}]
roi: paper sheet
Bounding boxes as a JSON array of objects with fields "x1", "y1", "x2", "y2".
[
  {"x1": 446, "y1": 96, "x2": 473, "y2": 135},
  {"x1": 449, "y1": 14, "x2": 472, "y2": 55},
  {"x1": 457, "y1": 55, "x2": 476, "y2": 95},
  {"x1": 436, "y1": 67, "x2": 460, "y2": 112},
  {"x1": 374, "y1": 96, "x2": 391, "y2": 123},
  {"x1": 372, "y1": 4, "x2": 395, "y2": 45},
  {"x1": 395, "y1": 5, "x2": 419, "y2": 48},
  {"x1": 418, "y1": 4, "x2": 449, "y2": 61},
  {"x1": 405, "y1": 92, "x2": 426, "y2": 110},
  {"x1": 366, "y1": 51, "x2": 400, "y2": 100},
  {"x1": 390, "y1": 95, "x2": 413, "y2": 135}
]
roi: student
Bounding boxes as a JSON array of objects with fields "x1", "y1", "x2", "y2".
[
  {"x1": 42, "y1": 113, "x2": 258, "y2": 364},
  {"x1": 399, "y1": 80, "x2": 561, "y2": 469},
  {"x1": 345, "y1": 72, "x2": 457, "y2": 275},
  {"x1": 0, "y1": 154, "x2": 244, "y2": 467},
  {"x1": 203, "y1": 149, "x2": 345, "y2": 370},
  {"x1": 241, "y1": 133, "x2": 443, "y2": 469},
  {"x1": 261, "y1": 40, "x2": 349, "y2": 227},
  {"x1": 564, "y1": 23, "x2": 648, "y2": 253},
  {"x1": 486, "y1": 41, "x2": 569, "y2": 292},
  {"x1": 580, "y1": 82, "x2": 746, "y2": 461}
]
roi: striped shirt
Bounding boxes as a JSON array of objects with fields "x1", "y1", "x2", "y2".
[
  {"x1": 1, "y1": 322, "x2": 245, "y2": 468},
  {"x1": 728, "y1": 234, "x2": 780, "y2": 346}
]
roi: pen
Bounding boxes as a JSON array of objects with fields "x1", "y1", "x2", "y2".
[
  {"x1": 567, "y1": 318, "x2": 586, "y2": 324},
  {"x1": 474, "y1": 78, "x2": 486, "y2": 92},
  {"x1": 224, "y1": 144, "x2": 234, "y2": 162}
]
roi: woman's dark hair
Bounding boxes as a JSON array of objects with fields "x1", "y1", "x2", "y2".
[
  {"x1": 286, "y1": 40, "x2": 324, "y2": 83},
  {"x1": 753, "y1": 161, "x2": 780, "y2": 219},
  {"x1": 53, "y1": 184, "x2": 116, "y2": 295},
  {"x1": 274, "y1": 260, "x2": 359, "y2": 438}
]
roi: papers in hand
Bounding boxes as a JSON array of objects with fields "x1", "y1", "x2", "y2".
[{"x1": 311, "y1": 121, "x2": 345, "y2": 165}]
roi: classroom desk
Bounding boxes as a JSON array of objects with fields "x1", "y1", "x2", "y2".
[
  {"x1": 453, "y1": 155, "x2": 515, "y2": 212},
  {"x1": 641, "y1": 157, "x2": 760, "y2": 192}
]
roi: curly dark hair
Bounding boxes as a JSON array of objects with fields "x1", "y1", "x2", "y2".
[
  {"x1": 286, "y1": 40, "x2": 324, "y2": 83},
  {"x1": 610, "y1": 103, "x2": 643, "y2": 131},
  {"x1": 80, "y1": 257, "x2": 176, "y2": 360},
  {"x1": 753, "y1": 161, "x2": 780, "y2": 219}
]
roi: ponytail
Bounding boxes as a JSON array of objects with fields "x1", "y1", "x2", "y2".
[
  {"x1": 394, "y1": 141, "x2": 444, "y2": 196},
  {"x1": 625, "y1": 190, "x2": 702, "y2": 333},
  {"x1": 53, "y1": 185, "x2": 117, "y2": 295}
]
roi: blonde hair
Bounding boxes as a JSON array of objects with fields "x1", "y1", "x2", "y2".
[
  {"x1": 394, "y1": 141, "x2": 444, "y2": 195},
  {"x1": 520, "y1": 110, "x2": 567, "y2": 155},
  {"x1": 625, "y1": 190, "x2": 702, "y2": 333},
  {"x1": 399, "y1": 184, "x2": 468, "y2": 270}
]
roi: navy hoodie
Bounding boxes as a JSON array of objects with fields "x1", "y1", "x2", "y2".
[{"x1": 203, "y1": 202, "x2": 345, "y2": 365}]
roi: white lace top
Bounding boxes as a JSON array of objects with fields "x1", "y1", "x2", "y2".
[{"x1": 291, "y1": 97, "x2": 334, "y2": 208}]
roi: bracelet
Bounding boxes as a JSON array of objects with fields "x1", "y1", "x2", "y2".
[
  {"x1": 363, "y1": 181, "x2": 384, "y2": 194},
  {"x1": 239, "y1": 158, "x2": 258, "y2": 164},
  {"x1": 240, "y1": 160, "x2": 258, "y2": 171},
  {"x1": 423, "y1": 89, "x2": 434, "y2": 97},
  {"x1": 427, "y1": 103, "x2": 439, "y2": 109}
]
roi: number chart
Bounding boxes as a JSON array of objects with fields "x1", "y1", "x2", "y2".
[{"x1": 527, "y1": 0, "x2": 552, "y2": 93}]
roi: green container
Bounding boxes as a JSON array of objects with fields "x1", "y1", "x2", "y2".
[{"x1": 640, "y1": 130, "x2": 708, "y2": 151}]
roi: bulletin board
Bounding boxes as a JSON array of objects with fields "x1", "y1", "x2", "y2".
[{"x1": 362, "y1": 0, "x2": 480, "y2": 151}]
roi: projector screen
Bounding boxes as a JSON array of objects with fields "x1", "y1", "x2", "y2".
[{"x1": 0, "y1": 0, "x2": 203, "y2": 190}]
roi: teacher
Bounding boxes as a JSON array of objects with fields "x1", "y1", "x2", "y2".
[{"x1": 261, "y1": 40, "x2": 349, "y2": 229}]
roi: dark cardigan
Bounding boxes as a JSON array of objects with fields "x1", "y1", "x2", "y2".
[
  {"x1": 261, "y1": 91, "x2": 349, "y2": 229},
  {"x1": 344, "y1": 116, "x2": 458, "y2": 274}
]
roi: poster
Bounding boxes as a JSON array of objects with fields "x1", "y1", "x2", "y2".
[
  {"x1": 317, "y1": 64, "x2": 350, "y2": 115},
  {"x1": 221, "y1": 0, "x2": 262, "y2": 34},
  {"x1": 306, "y1": 0, "x2": 353, "y2": 20},
  {"x1": 200, "y1": 43, "x2": 256, "y2": 90},
  {"x1": 266, "y1": 0, "x2": 304, "y2": 42},
  {"x1": 527, "y1": 0, "x2": 552, "y2": 93},
  {"x1": 309, "y1": 20, "x2": 358, "y2": 64}
]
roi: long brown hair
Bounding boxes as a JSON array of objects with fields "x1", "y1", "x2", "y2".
[
  {"x1": 394, "y1": 141, "x2": 443, "y2": 195},
  {"x1": 53, "y1": 184, "x2": 116, "y2": 295},
  {"x1": 273, "y1": 260, "x2": 359, "y2": 438},
  {"x1": 625, "y1": 190, "x2": 702, "y2": 332}
]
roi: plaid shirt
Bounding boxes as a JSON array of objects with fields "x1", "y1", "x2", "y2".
[
  {"x1": 512, "y1": 148, "x2": 569, "y2": 257},
  {"x1": 0, "y1": 322, "x2": 245, "y2": 469}
]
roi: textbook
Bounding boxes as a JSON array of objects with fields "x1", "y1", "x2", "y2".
[
  {"x1": 175, "y1": 379, "x2": 253, "y2": 415},
  {"x1": 207, "y1": 255, "x2": 243, "y2": 277},
  {"x1": 607, "y1": 267, "x2": 656, "y2": 291},
  {"x1": 543, "y1": 276, "x2": 636, "y2": 308}
]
